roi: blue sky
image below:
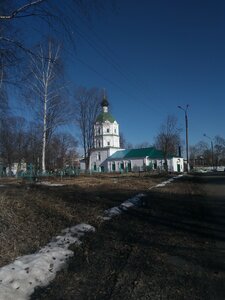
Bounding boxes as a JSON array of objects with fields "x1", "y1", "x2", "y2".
[{"x1": 12, "y1": 0, "x2": 225, "y2": 149}]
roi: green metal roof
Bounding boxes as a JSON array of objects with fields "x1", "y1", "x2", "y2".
[
  {"x1": 109, "y1": 149, "x2": 131, "y2": 159},
  {"x1": 96, "y1": 112, "x2": 115, "y2": 123},
  {"x1": 109, "y1": 147, "x2": 166, "y2": 160}
]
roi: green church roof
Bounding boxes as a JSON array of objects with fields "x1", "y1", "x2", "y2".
[
  {"x1": 125, "y1": 147, "x2": 164, "y2": 159},
  {"x1": 96, "y1": 112, "x2": 115, "y2": 123},
  {"x1": 109, "y1": 147, "x2": 166, "y2": 160}
]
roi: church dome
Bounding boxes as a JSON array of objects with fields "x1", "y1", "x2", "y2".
[
  {"x1": 101, "y1": 97, "x2": 109, "y2": 108},
  {"x1": 96, "y1": 112, "x2": 115, "y2": 123},
  {"x1": 96, "y1": 95, "x2": 115, "y2": 123}
]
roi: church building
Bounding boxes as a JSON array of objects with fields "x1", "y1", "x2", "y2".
[
  {"x1": 88, "y1": 96, "x2": 184, "y2": 173},
  {"x1": 89, "y1": 97, "x2": 121, "y2": 172}
]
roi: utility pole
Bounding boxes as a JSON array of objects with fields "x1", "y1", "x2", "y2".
[
  {"x1": 203, "y1": 134, "x2": 214, "y2": 170},
  {"x1": 178, "y1": 105, "x2": 189, "y2": 172}
]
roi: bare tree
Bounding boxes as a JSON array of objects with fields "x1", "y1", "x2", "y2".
[
  {"x1": 46, "y1": 132, "x2": 78, "y2": 170},
  {"x1": 0, "y1": 116, "x2": 30, "y2": 171},
  {"x1": 189, "y1": 141, "x2": 209, "y2": 168},
  {"x1": 26, "y1": 39, "x2": 70, "y2": 173},
  {"x1": 74, "y1": 87, "x2": 102, "y2": 169},
  {"x1": 212, "y1": 136, "x2": 225, "y2": 167},
  {"x1": 25, "y1": 122, "x2": 42, "y2": 171},
  {"x1": 154, "y1": 115, "x2": 181, "y2": 171},
  {"x1": 119, "y1": 132, "x2": 127, "y2": 149},
  {"x1": 0, "y1": 0, "x2": 111, "y2": 111},
  {"x1": 135, "y1": 141, "x2": 152, "y2": 149}
]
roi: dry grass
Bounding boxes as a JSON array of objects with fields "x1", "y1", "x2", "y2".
[{"x1": 0, "y1": 173, "x2": 170, "y2": 267}]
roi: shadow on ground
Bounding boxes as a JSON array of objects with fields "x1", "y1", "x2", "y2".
[{"x1": 31, "y1": 174, "x2": 225, "y2": 300}]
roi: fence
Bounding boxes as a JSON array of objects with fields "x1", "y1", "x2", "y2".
[{"x1": 1, "y1": 164, "x2": 81, "y2": 181}]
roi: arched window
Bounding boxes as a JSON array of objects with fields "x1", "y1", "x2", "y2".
[{"x1": 98, "y1": 152, "x2": 101, "y2": 161}]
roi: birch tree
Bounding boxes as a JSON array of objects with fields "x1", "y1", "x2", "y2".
[
  {"x1": 27, "y1": 39, "x2": 70, "y2": 173},
  {"x1": 0, "y1": 0, "x2": 110, "y2": 108}
]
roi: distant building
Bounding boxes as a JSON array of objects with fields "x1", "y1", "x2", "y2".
[
  {"x1": 86, "y1": 96, "x2": 184, "y2": 173},
  {"x1": 6, "y1": 161, "x2": 27, "y2": 176}
]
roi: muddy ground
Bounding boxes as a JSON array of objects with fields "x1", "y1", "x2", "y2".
[
  {"x1": 1, "y1": 173, "x2": 225, "y2": 299},
  {"x1": 0, "y1": 173, "x2": 168, "y2": 267}
]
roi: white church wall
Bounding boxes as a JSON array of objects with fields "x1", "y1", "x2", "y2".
[
  {"x1": 89, "y1": 149, "x2": 109, "y2": 172},
  {"x1": 105, "y1": 157, "x2": 183, "y2": 173},
  {"x1": 94, "y1": 121, "x2": 120, "y2": 149},
  {"x1": 169, "y1": 157, "x2": 184, "y2": 172}
]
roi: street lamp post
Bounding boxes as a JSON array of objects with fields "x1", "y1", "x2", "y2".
[
  {"x1": 203, "y1": 134, "x2": 214, "y2": 170},
  {"x1": 178, "y1": 105, "x2": 189, "y2": 172}
]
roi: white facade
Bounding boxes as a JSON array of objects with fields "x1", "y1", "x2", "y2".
[
  {"x1": 94, "y1": 120, "x2": 120, "y2": 149},
  {"x1": 89, "y1": 96, "x2": 122, "y2": 172},
  {"x1": 90, "y1": 148, "x2": 119, "y2": 172},
  {"x1": 6, "y1": 161, "x2": 27, "y2": 176},
  {"x1": 86, "y1": 95, "x2": 184, "y2": 173},
  {"x1": 167, "y1": 157, "x2": 184, "y2": 172},
  {"x1": 105, "y1": 157, "x2": 184, "y2": 173}
]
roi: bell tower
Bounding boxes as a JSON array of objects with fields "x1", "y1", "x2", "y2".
[{"x1": 94, "y1": 96, "x2": 120, "y2": 149}]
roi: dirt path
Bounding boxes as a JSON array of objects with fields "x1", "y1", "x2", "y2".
[{"x1": 30, "y1": 174, "x2": 225, "y2": 299}]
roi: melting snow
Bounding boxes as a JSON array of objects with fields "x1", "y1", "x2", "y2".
[
  {"x1": 103, "y1": 193, "x2": 146, "y2": 220},
  {"x1": 0, "y1": 224, "x2": 95, "y2": 300},
  {"x1": 37, "y1": 182, "x2": 65, "y2": 187},
  {"x1": 103, "y1": 175, "x2": 183, "y2": 220},
  {"x1": 155, "y1": 174, "x2": 183, "y2": 188},
  {"x1": 0, "y1": 174, "x2": 184, "y2": 300}
]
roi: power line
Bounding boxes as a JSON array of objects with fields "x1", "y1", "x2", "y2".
[{"x1": 67, "y1": 13, "x2": 172, "y2": 113}]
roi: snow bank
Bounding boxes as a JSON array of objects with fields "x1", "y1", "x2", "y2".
[
  {"x1": 37, "y1": 182, "x2": 65, "y2": 187},
  {"x1": 0, "y1": 223, "x2": 95, "y2": 300},
  {"x1": 103, "y1": 193, "x2": 146, "y2": 220},
  {"x1": 103, "y1": 175, "x2": 184, "y2": 220},
  {"x1": 0, "y1": 174, "x2": 184, "y2": 299},
  {"x1": 155, "y1": 174, "x2": 183, "y2": 188}
]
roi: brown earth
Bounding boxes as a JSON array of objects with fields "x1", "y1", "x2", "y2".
[
  {"x1": 0, "y1": 173, "x2": 169, "y2": 267},
  {"x1": 31, "y1": 173, "x2": 225, "y2": 300},
  {"x1": 1, "y1": 173, "x2": 225, "y2": 300}
]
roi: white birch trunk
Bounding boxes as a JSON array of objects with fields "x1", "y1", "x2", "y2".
[
  {"x1": 42, "y1": 93, "x2": 47, "y2": 173},
  {"x1": 29, "y1": 40, "x2": 62, "y2": 173}
]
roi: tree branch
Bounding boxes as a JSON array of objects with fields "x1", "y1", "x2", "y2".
[{"x1": 0, "y1": 0, "x2": 46, "y2": 20}]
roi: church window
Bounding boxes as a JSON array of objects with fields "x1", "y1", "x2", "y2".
[
  {"x1": 114, "y1": 128, "x2": 116, "y2": 133},
  {"x1": 107, "y1": 141, "x2": 110, "y2": 146},
  {"x1": 107, "y1": 128, "x2": 110, "y2": 133},
  {"x1": 98, "y1": 152, "x2": 101, "y2": 161},
  {"x1": 98, "y1": 128, "x2": 101, "y2": 134},
  {"x1": 98, "y1": 140, "x2": 101, "y2": 147}
]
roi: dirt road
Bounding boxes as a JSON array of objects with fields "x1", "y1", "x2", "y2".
[{"x1": 32, "y1": 174, "x2": 225, "y2": 300}]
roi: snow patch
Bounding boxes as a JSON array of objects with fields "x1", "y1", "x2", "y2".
[
  {"x1": 0, "y1": 174, "x2": 184, "y2": 299},
  {"x1": 103, "y1": 193, "x2": 146, "y2": 220},
  {"x1": 155, "y1": 175, "x2": 183, "y2": 188},
  {"x1": 37, "y1": 182, "x2": 65, "y2": 187},
  {"x1": 0, "y1": 223, "x2": 95, "y2": 300}
]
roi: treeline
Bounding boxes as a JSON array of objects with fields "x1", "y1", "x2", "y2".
[
  {"x1": 0, "y1": 1, "x2": 107, "y2": 173},
  {"x1": 0, "y1": 116, "x2": 78, "y2": 171},
  {"x1": 190, "y1": 136, "x2": 225, "y2": 168}
]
